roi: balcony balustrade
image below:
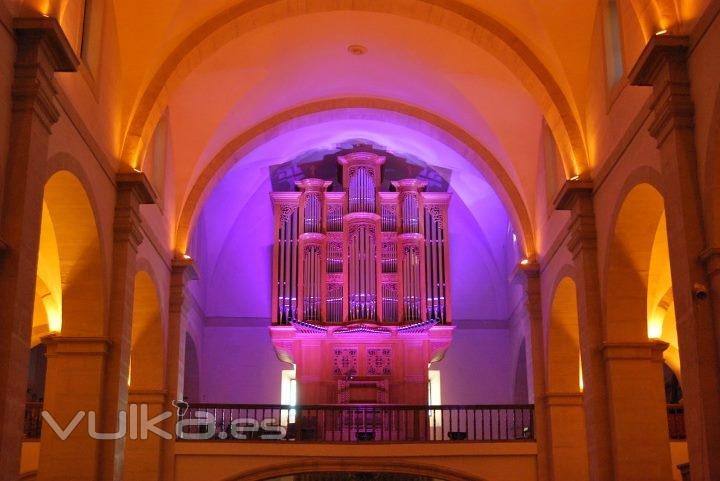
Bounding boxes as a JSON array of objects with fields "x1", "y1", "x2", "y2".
[
  {"x1": 177, "y1": 403, "x2": 535, "y2": 442},
  {"x1": 21, "y1": 402, "x2": 688, "y2": 442}
]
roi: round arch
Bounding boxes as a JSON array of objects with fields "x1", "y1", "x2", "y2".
[
  {"x1": 604, "y1": 181, "x2": 666, "y2": 343},
  {"x1": 547, "y1": 276, "x2": 581, "y2": 393},
  {"x1": 175, "y1": 98, "x2": 536, "y2": 258},
  {"x1": 129, "y1": 270, "x2": 165, "y2": 390},
  {"x1": 121, "y1": 0, "x2": 588, "y2": 177},
  {"x1": 42, "y1": 170, "x2": 105, "y2": 337},
  {"x1": 221, "y1": 459, "x2": 489, "y2": 481}
]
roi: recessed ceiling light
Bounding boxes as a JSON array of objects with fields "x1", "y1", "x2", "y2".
[{"x1": 347, "y1": 44, "x2": 368, "y2": 56}]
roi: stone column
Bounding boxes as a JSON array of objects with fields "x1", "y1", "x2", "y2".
[
  {"x1": 555, "y1": 182, "x2": 613, "y2": 481},
  {"x1": 516, "y1": 264, "x2": 550, "y2": 481},
  {"x1": 123, "y1": 389, "x2": 167, "y2": 481},
  {"x1": 631, "y1": 35, "x2": 720, "y2": 481},
  {"x1": 601, "y1": 340, "x2": 672, "y2": 481},
  {"x1": 98, "y1": 172, "x2": 156, "y2": 481},
  {"x1": 0, "y1": 17, "x2": 77, "y2": 481},
  {"x1": 37, "y1": 335, "x2": 110, "y2": 481},
  {"x1": 162, "y1": 258, "x2": 197, "y2": 481},
  {"x1": 543, "y1": 392, "x2": 589, "y2": 481},
  {"x1": 557, "y1": 182, "x2": 674, "y2": 481}
]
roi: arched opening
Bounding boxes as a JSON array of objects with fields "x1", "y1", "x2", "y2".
[
  {"x1": 41, "y1": 170, "x2": 104, "y2": 337},
  {"x1": 175, "y1": 100, "x2": 535, "y2": 259},
  {"x1": 545, "y1": 276, "x2": 589, "y2": 481},
  {"x1": 606, "y1": 183, "x2": 667, "y2": 343},
  {"x1": 26, "y1": 170, "x2": 105, "y2": 427},
  {"x1": 128, "y1": 271, "x2": 164, "y2": 391},
  {"x1": 186, "y1": 121, "x2": 528, "y2": 414},
  {"x1": 183, "y1": 334, "x2": 200, "y2": 403},
  {"x1": 547, "y1": 277, "x2": 582, "y2": 393},
  {"x1": 31, "y1": 169, "x2": 106, "y2": 480},
  {"x1": 123, "y1": 270, "x2": 165, "y2": 481},
  {"x1": 603, "y1": 181, "x2": 676, "y2": 479}
]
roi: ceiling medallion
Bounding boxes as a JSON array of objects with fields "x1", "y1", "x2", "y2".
[{"x1": 347, "y1": 44, "x2": 368, "y2": 56}]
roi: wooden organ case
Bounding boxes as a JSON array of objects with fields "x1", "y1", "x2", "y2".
[{"x1": 270, "y1": 148, "x2": 454, "y2": 406}]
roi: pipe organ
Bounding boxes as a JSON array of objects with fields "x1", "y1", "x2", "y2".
[
  {"x1": 270, "y1": 147, "x2": 454, "y2": 406},
  {"x1": 270, "y1": 150, "x2": 452, "y2": 326}
]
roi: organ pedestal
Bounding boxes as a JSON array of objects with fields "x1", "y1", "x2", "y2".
[{"x1": 270, "y1": 147, "x2": 454, "y2": 405}]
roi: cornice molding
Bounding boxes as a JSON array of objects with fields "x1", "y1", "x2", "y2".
[{"x1": 13, "y1": 16, "x2": 79, "y2": 73}]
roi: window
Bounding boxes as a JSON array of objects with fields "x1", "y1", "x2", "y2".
[
  {"x1": 604, "y1": 0, "x2": 625, "y2": 87},
  {"x1": 428, "y1": 369, "x2": 442, "y2": 426},
  {"x1": 281, "y1": 367, "x2": 297, "y2": 424},
  {"x1": 542, "y1": 120, "x2": 563, "y2": 210},
  {"x1": 80, "y1": 0, "x2": 105, "y2": 75},
  {"x1": 143, "y1": 112, "x2": 169, "y2": 202}
]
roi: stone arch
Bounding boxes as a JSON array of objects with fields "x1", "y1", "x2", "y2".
[
  {"x1": 547, "y1": 276, "x2": 581, "y2": 393},
  {"x1": 129, "y1": 270, "x2": 165, "y2": 390},
  {"x1": 605, "y1": 182, "x2": 666, "y2": 342},
  {"x1": 42, "y1": 170, "x2": 105, "y2": 337},
  {"x1": 121, "y1": 0, "x2": 588, "y2": 177},
  {"x1": 123, "y1": 269, "x2": 166, "y2": 481},
  {"x1": 222, "y1": 458, "x2": 489, "y2": 481},
  {"x1": 175, "y1": 98, "x2": 536, "y2": 258}
]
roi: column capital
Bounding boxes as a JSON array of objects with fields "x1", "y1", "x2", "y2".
[
  {"x1": 553, "y1": 179, "x2": 594, "y2": 211},
  {"x1": 172, "y1": 256, "x2": 198, "y2": 280},
  {"x1": 554, "y1": 180, "x2": 598, "y2": 258},
  {"x1": 41, "y1": 334, "x2": 112, "y2": 356},
  {"x1": 12, "y1": 17, "x2": 79, "y2": 131},
  {"x1": 630, "y1": 35, "x2": 693, "y2": 145},
  {"x1": 113, "y1": 172, "x2": 156, "y2": 249},
  {"x1": 170, "y1": 257, "x2": 198, "y2": 314},
  {"x1": 13, "y1": 17, "x2": 79, "y2": 72},
  {"x1": 128, "y1": 389, "x2": 168, "y2": 405},
  {"x1": 543, "y1": 391, "x2": 584, "y2": 406},
  {"x1": 601, "y1": 340, "x2": 669, "y2": 362},
  {"x1": 629, "y1": 35, "x2": 689, "y2": 87},
  {"x1": 116, "y1": 171, "x2": 158, "y2": 205}
]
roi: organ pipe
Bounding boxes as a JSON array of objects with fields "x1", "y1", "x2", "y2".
[{"x1": 272, "y1": 151, "x2": 451, "y2": 327}]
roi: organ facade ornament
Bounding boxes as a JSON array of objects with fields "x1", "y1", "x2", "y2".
[{"x1": 270, "y1": 146, "x2": 454, "y2": 404}]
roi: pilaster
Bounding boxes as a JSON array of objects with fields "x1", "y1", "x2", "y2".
[
  {"x1": 124, "y1": 389, "x2": 167, "y2": 481},
  {"x1": 543, "y1": 392, "x2": 589, "y2": 481},
  {"x1": 554, "y1": 181, "x2": 613, "y2": 481},
  {"x1": 514, "y1": 264, "x2": 549, "y2": 481},
  {"x1": 631, "y1": 34, "x2": 720, "y2": 481},
  {"x1": 37, "y1": 335, "x2": 111, "y2": 481},
  {"x1": 98, "y1": 172, "x2": 156, "y2": 481},
  {"x1": 0, "y1": 17, "x2": 77, "y2": 481},
  {"x1": 162, "y1": 257, "x2": 197, "y2": 481}
]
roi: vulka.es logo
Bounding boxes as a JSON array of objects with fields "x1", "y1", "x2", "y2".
[
  {"x1": 41, "y1": 402, "x2": 286, "y2": 441},
  {"x1": 42, "y1": 404, "x2": 173, "y2": 440}
]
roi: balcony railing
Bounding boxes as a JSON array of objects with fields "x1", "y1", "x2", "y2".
[
  {"x1": 21, "y1": 402, "x2": 687, "y2": 442},
  {"x1": 177, "y1": 403, "x2": 535, "y2": 442}
]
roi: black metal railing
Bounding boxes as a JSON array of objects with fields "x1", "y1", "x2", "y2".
[
  {"x1": 24, "y1": 402, "x2": 42, "y2": 439},
  {"x1": 667, "y1": 404, "x2": 686, "y2": 440},
  {"x1": 20, "y1": 402, "x2": 687, "y2": 442},
  {"x1": 176, "y1": 404, "x2": 535, "y2": 442}
]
